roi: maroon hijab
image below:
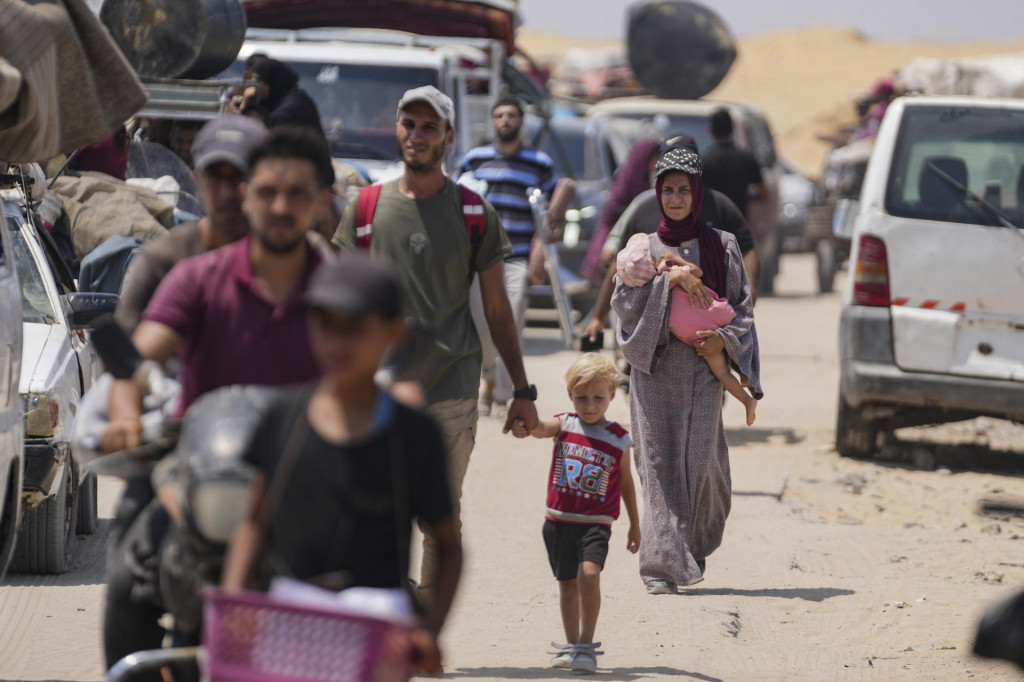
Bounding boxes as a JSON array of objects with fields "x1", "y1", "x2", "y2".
[{"x1": 655, "y1": 170, "x2": 726, "y2": 296}]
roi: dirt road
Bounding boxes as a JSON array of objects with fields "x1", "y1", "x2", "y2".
[{"x1": 1, "y1": 253, "x2": 1022, "y2": 681}]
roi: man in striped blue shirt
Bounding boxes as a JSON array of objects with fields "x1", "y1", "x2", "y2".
[{"x1": 461, "y1": 96, "x2": 569, "y2": 416}]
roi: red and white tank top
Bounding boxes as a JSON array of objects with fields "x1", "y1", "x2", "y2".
[{"x1": 545, "y1": 414, "x2": 632, "y2": 527}]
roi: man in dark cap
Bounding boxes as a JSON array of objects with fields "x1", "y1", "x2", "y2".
[
  {"x1": 222, "y1": 253, "x2": 462, "y2": 676},
  {"x1": 116, "y1": 115, "x2": 269, "y2": 331}
]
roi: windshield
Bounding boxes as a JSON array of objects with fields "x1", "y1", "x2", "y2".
[
  {"x1": 885, "y1": 105, "x2": 1024, "y2": 226},
  {"x1": 525, "y1": 120, "x2": 585, "y2": 179},
  {"x1": 8, "y1": 218, "x2": 56, "y2": 325},
  {"x1": 609, "y1": 113, "x2": 714, "y2": 154},
  {"x1": 224, "y1": 60, "x2": 439, "y2": 161}
]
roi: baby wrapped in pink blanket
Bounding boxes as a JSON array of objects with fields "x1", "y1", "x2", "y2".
[
  {"x1": 616, "y1": 233, "x2": 736, "y2": 344},
  {"x1": 617, "y1": 232, "x2": 757, "y2": 426}
]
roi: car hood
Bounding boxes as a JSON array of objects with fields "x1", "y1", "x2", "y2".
[{"x1": 18, "y1": 322, "x2": 63, "y2": 395}]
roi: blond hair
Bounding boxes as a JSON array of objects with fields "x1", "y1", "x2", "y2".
[{"x1": 565, "y1": 353, "x2": 619, "y2": 393}]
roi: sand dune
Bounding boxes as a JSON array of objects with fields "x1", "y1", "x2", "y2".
[{"x1": 519, "y1": 25, "x2": 1024, "y2": 177}]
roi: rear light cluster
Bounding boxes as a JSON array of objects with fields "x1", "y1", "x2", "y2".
[{"x1": 853, "y1": 235, "x2": 891, "y2": 307}]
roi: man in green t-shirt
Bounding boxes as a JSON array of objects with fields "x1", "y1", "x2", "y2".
[{"x1": 334, "y1": 86, "x2": 539, "y2": 594}]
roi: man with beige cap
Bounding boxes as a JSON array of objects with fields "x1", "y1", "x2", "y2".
[{"x1": 335, "y1": 86, "x2": 539, "y2": 596}]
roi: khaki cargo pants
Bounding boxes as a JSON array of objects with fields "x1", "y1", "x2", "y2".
[{"x1": 418, "y1": 397, "x2": 478, "y2": 592}]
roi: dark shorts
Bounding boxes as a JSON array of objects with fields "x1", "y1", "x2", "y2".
[{"x1": 542, "y1": 520, "x2": 611, "y2": 581}]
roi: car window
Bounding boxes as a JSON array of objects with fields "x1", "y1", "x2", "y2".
[
  {"x1": 222, "y1": 60, "x2": 438, "y2": 161},
  {"x1": 885, "y1": 105, "x2": 1024, "y2": 226},
  {"x1": 8, "y1": 218, "x2": 57, "y2": 325}
]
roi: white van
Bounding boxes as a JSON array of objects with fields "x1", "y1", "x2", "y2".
[{"x1": 833, "y1": 96, "x2": 1024, "y2": 458}]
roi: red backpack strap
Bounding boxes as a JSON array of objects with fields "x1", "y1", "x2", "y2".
[
  {"x1": 459, "y1": 185, "x2": 485, "y2": 259},
  {"x1": 355, "y1": 184, "x2": 383, "y2": 250}
]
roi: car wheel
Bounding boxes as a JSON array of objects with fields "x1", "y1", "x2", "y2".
[
  {"x1": 835, "y1": 384, "x2": 878, "y2": 459},
  {"x1": 11, "y1": 462, "x2": 79, "y2": 574},
  {"x1": 0, "y1": 462, "x2": 22, "y2": 581},
  {"x1": 815, "y1": 239, "x2": 836, "y2": 294},
  {"x1": 76, "y1": 472, "x2": 98, "y2": 535}
]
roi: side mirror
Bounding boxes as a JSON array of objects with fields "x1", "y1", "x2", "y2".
[
  {"x1": 832, "y1": 197, "x2": 860, "y2": 239},
  {"x1": 63, "y1": 292, "x2": 119, "y2": 329}
]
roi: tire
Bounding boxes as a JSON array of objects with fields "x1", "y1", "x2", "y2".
[
  {"x1": 0, "y1": 463, "x2": 22, "y2": 581},
  {"x1": 76, "y1": 472, "x2": 98, "y2": 535},
  {"x1": 11, "y1": 462, "x2": 79, "y2": 574},
  {"x1": 835, "y1": 385, "x2": 878, "y2": 459},
  {"x1": 816, "y1": 239, "x2": 836, "y2": 294}
]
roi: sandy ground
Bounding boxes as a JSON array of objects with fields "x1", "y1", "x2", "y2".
[
  {"x1": 1, "y1": 254, "x2": 1023, "y2": 681},
  {"x1": 519, "y1": 26, "x2": 1024, "y2": 178}
]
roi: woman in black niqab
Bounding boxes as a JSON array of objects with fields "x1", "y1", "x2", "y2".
[{"x1": 248, "y1": 58, "x2": 325, "y2": 137}]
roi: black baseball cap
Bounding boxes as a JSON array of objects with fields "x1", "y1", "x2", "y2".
[{"x1": 304, "y1": 253, "x2": 402, "y2": 319}]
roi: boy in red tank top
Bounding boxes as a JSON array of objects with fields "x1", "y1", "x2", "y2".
[{"x1": 513, "y1": 353, "x2": 640, "y2": 674}]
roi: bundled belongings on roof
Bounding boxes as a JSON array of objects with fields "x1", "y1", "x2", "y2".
[
  {"x1": 99, "y1": 0, "x2": 248, "y2": 79},
  {"x1": 241, "y1": 0, "x2": 518, "y2": 53},
  {"x1": 49, "y1": 171, "x2": 174, "y2": 261},
  {"x1": 626, "y1": 0, "x2": 736, "y2": 100},
  {"x1": 897, "y1": 54, "x2": 1024, "y2": 98},
  {"x1": 0, "y1": 0, "x2": 146, "y2": 163}
]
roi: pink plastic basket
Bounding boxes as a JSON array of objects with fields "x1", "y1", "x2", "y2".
[{"x1": 202, "y1": 588, "x2": 411, "y2": 682}]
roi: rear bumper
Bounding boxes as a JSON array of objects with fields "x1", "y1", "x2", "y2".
[
  {"x1": 23, "y1": 440, "x2": 69, "y2": 492},
  {"x1": 841, "y1": 304, "x2": 1024, "y2": 421},
  {"x1": 843, "y1": 360, "x2": 1024, "y2": 421}
]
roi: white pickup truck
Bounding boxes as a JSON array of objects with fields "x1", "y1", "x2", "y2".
[{"x1": 833, "y1": 95, "x2": 1024, "y2": 458}]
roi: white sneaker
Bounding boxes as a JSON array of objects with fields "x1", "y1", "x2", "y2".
[
  {"x1": 550, "y1": 642, "x2": 574, "y2": 669},
  {"x1": 571, "y1": 642, "x2": 602, "y2": 674}
]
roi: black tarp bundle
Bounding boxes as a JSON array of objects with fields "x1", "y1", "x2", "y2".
[{"x1": 627, "y1": 0, "x2": 736, "y2": 100}]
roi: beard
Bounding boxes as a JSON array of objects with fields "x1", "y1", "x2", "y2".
[
  {"x1": 496, "y1": 126, "x2": 520, "y2": 143},
  {"x1": 399, "y1": 140, "x2": 445, "y2": 174},
  {"x1": 211, "y1": 203, "x2": 249, "y2": 241},
  {"x1": 254, "y1": 222, "x2": 306, "y2": 254}
]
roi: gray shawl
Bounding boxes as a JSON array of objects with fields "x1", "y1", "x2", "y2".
[{"x1": 613, "y1": 230, "x2": 762, "y2": 399}]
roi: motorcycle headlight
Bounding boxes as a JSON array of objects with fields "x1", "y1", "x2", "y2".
[
  {"x1": 23, "y1": 393, "x2": 60, "y2": 438},
  {"x1": 782, "y1": 202, "x2": 806, "y2": 221},
  {"x1": 188, "y1": 477, "x2": 252, "y2": 545}
]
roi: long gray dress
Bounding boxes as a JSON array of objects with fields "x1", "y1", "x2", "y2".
[{"x1": 612, "y1": 231, "x2": 762, "y2": 586}]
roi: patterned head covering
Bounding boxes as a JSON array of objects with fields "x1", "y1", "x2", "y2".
[
  {"x1": 655, "y1": 147, "x2": 702, "y2": 178},
  {"x1": 653, "y1": 145, "x2": 726, "y2": 296}
]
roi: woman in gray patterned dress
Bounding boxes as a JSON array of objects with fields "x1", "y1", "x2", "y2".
[{"x1": 611, "y1": 147, "x2": 762, "y2": 594}]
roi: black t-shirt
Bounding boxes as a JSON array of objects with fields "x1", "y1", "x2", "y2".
[
  {"x1": 243, "y1": 386, "x2": 453, "y2": 587},
  {"x1": 701, "y1": 140, "x2": 763, "y2": 218}
]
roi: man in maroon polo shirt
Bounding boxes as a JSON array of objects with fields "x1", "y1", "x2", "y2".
[
  {"x1": 98, "y1": 126, "x2": 335, "y2": 677},
  {"x1": 101, "y1": 126, "x2": 334, "y2": 446}
]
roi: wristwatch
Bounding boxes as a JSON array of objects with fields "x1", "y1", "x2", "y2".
[{"x1": 513, "y1": 384, "x2": 538, "y2": 401}]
